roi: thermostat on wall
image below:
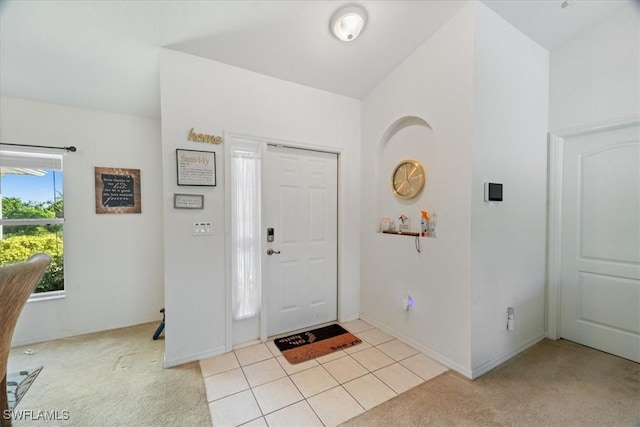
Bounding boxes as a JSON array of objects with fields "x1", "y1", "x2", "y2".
[{"x1": 484, "y1": 182, "x2": 503, "y2": 202}]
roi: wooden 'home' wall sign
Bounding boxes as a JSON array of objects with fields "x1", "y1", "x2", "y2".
[{"x1": 188, "y1": 128, "x2": 222, "y2": 144}]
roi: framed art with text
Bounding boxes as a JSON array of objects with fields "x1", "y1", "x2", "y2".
[
  {"x1": 94, "y1": 167, "x2": 141, "y2": 214},
  {"x1": 173, "y1": 193, "x2": 204, "y2": 209},
  {"x1": 176, "y1": 149, "x2": 216, "y2": 186}
]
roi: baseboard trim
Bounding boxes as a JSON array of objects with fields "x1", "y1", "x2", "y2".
[
  {"x1": 233, "y1": 339, "x2": 261, "y2": 350},
  {"x1": 163, "y1": 345, "x2": 226, "y2": 368},
  {"x1": 359, "y1": 314, "x2": 473, "y2": 379},
  {"x1": 470, "y1": 334, "x2": 546, "y2": 379},
  {"x1": 11, "y1": 318, "x2": 163, "y2": 347},
  {"x1": 339, "y1": 312, "x2": 360, "y2": 323}
]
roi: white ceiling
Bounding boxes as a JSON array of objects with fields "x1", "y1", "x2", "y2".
[
  {"x1": 481, "y1": 0, "x2": 628, "y2": 50},
  {"x1": 0, "y1": 0, "x2": 630, "y2": 119}
]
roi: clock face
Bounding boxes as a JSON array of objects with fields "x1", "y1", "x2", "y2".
[{"x1": 392, "y1": 160, "x2": 425, "y2": 199}]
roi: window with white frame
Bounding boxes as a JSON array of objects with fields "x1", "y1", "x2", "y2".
[
  {"x1": 0, "y1": 149, "x2": 64, "y2": 294},
  {"x1": 230, "y1": 142, "x2": 262, "y2": 320}
]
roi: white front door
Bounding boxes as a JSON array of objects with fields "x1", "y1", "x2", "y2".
[
  {"x1": 264, "y1": 145, "x2": 338, "y2": 337},
  {"x1": 560, "y1": 123, "x2": 640, "y2": 362}
]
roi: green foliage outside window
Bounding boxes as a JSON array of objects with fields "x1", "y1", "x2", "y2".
[{"x1": 1, "y1": 196, "x2": 64, "y2": 293}]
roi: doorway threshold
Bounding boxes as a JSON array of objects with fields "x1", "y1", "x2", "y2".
[{"x1": 268, "y1": 320, "x2": 338, "y2": 342}]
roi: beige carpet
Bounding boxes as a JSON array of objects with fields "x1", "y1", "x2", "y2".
[
  {"x1": 342, "y1": 338, "x2": 640, "y2": 427},
  {"x1": 7, "y1": 323, "x2": 210, "y2": 426}
]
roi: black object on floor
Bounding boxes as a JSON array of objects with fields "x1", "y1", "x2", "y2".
[
  {"x1": 153, "y1": 308, "x2": 165, "y2": 340},
  {"x1": 274, "y1": 324, "x2": 361, "y2": 364}
]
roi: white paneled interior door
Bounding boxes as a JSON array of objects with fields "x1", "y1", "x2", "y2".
[
  {"x1": 560, "y1": 122, "x2": 640, "y2": 362},
  {"x1": 264, "y1": 145, "x2": 338, "y2": 337}
]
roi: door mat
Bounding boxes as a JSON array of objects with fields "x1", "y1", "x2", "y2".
[
  {"x1": 7, "y1": 366, "x2": 43, "y2": 410},
  {"x1": 274, "y1": 324, "x2": 361, "y2": 364}
]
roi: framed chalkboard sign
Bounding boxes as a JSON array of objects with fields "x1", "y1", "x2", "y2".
[{"x1": 94, "y1": 167, "x2": 141, "y2": 214}]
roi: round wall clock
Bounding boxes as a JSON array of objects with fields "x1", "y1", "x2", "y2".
[{"x1": 391, "y1": 160, "x2": 425, "y2": 199}]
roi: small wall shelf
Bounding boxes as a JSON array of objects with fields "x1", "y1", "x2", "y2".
[{"x1": 382, "y1": 230, "x2": 420, "y2": 237}]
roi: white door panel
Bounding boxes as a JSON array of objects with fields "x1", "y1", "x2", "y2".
[
  {"x1": 578, "y1": 143, "x2": 639, "y2": 263},
  {"x1": 577, "y1": 272, "x2": 639, "y2": 334},
  {"x1": 560, "y1": 124, "x2": 640, "y2": 362},
  {"x1": 264, "y1": 146, "x2": 338, "y2": 337}
]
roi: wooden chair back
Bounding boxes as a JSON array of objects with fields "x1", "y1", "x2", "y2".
[{"x1": 0, "y1": 254, "x2": 51, "y2": 426}]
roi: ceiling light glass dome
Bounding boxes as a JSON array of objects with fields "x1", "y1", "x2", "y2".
[{"x1": 331, "y1": 5, "x2": 367, "y2": 42}]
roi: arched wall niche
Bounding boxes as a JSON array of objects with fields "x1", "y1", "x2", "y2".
[{"x1": 375, "y1": 115, "x2": 436, "y2": 233}]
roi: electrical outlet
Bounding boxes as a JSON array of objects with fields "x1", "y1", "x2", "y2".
[{"x1": 507, "y1": 307, "x2": 515, "y2": 330}]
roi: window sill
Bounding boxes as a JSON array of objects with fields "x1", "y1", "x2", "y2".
[{"x1": 27, "y1": 290, "x2": 66, "y2": 303}]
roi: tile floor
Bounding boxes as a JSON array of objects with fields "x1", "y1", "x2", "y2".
[{"x1": 200, "y1": 320, "x2": 448, "y2": 427}]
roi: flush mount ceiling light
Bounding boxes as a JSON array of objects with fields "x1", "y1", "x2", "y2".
[{"x1": 330, "y1": 5, "x2": 367, "y2": 42}]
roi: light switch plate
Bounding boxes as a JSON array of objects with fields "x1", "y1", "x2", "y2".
[{"x1": 193, "y1": 222, "x2": 213, "y2": 236}]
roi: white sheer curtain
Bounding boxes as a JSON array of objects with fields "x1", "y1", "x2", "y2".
[{"x1": 231, "y1": 146, "x2": 261, "y2": 320}]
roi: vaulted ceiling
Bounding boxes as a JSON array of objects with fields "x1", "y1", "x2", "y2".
[{"x1": 0, "y1": 0, "x2": 629, "y2": 119}]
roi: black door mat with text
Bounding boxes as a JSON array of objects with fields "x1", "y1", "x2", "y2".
[{"x1": 274, "y1": 324, "x2": 361, "y2": 364}]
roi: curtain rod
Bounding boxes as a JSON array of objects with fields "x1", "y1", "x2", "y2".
[{"x1": 0, "y1": 142, "x2": 77, "y2": 152}]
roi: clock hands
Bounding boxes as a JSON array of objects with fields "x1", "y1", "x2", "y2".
[
  {"x1": 394, "y1": 179, "x2": 408, "y2": 194},
  {"x1": 394, "y1": 165, "x2": 419, "y2": 195},
  {"x1": 404, "y1": 164, "x2": 417, "y2": 193}
]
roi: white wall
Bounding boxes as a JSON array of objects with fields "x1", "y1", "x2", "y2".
[
  {"x1": 360, "y1": 4, "x2": 476, "y2": 375},
  {"x1": 470, "y1": 4, "x2": 549, "y2": 375},
  {"x1": 549, "y1": 1, "x2": 639, "y2": 131},
  {"x1": 361, "y1": 2, "x2": 550, "y2": 378},
  {"x1": 1, "y1": 96, "x2": 164, "y2": 346},
  {"x1": 159, "y1": 50, "x2": 361, "y2": 367}
]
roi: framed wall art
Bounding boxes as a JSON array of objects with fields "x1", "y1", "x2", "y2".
[
  {"x1": 94, "y1": 167, "x2": 141, "y2": 214},
  {"x1": 174, "y1": 193, "x2": 204, "y2": 209},
  {"x1": 176, "y1": 149, "x2": 216, "y2": 186}
]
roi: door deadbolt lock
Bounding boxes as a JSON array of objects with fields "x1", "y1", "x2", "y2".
[{"x1": 266, "y1": 248, "x2": 281, "y2": 256}]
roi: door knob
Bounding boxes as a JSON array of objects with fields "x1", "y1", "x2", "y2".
[{"x1": 266, "y1": 248, "x2": 281, "y2": 256}]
